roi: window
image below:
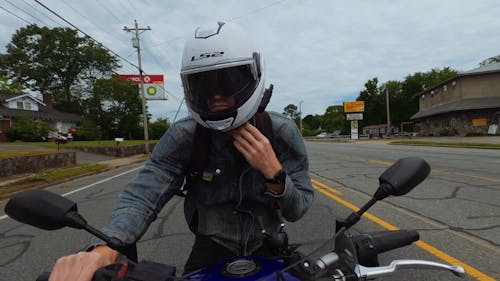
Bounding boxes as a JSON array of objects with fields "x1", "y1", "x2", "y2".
[
  {"x1": 17, "y1": 101, "x2": 23, "y2": 109},
  {"x1": 24, "y1": 102, "x2": 31, "y2": 110}
]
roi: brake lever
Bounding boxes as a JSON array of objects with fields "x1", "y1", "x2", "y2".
[{"x1": 354, "y1": 259, "x2": 466, "y2": 279}]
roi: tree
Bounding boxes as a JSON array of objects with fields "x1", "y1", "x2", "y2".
[
  {"x1": 356, "y1": 68, "x2": 458, "y2": 129},
  {"x1": 0, "y1": 24, "x2": 119, "y2": 114},
  {"x1": 282, "y1": 104, "x2": 301, "y2": 126},
  {"x1": 480, "y1": 55, "x2": 500, "y2": 66},
  {"x1": 85, "y1": 78, "x2": 142, "y2": 140},
  {"x1": 149, "y1": 118, "x2": 171, "y2": 140},
  {"x1": 322, "y1": 105, "x2": 348, "y2": 133},
  {"x1": 357, "y1": 77, "x2": 385, "y2": 127},
  {"x1": 0, "y1": 75, "x2": 24, "y2": 95}
]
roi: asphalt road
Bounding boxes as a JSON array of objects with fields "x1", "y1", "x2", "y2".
[{"x1": 0, "y1": 141, "x2": 498, "y2": 281}]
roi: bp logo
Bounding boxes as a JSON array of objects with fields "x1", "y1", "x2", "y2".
[{"x1": 146, "y1": 86, "x2": 157, "y2": 96}]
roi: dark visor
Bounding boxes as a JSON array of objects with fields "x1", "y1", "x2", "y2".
[{"x1": 184, "y1": 64, "x2": 257, "y2": 112}]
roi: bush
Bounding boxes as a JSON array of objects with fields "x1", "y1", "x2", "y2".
[
  {"x1": 73, "y1": 121, "x2": 101, "y2": 141},
  {"x1": 6, "y1": 115, "x2": 52, "y2": 142}
]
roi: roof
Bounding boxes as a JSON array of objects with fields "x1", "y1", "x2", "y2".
[
  {"x1": 461, "y1": 62, "x2": 500, "y2": 75},
  {"x1": 0, "y1": 104, "x2": 84, "y2": 122},
  {"x1": 1, "y1": 93, "x2": 46, "y2": 106},
  {"x1": 414, "y1": 62, "x2": 500, "y2": 97},
  {"x1": 410, "y1": 97, "x2": 500, "y2": 119}
]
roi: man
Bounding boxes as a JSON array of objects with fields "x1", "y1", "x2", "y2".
[{"x1": 48, "y1": 21, "x2": 313, "y2": 281}]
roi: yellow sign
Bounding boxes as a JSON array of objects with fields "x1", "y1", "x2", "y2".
[
  {"x1": 472, "y1": 118, "x2": 487, "y2": 126},
  {"x1": 344, "y1": 101, "x2": 365, "y2": 113}
]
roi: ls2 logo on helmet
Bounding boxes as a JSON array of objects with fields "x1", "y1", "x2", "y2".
[{"x1": 191, "y1": 51, "x2": 224, "y2": 61}]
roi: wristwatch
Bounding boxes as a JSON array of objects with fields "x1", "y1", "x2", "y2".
[{"x1": 265, "y1": 169, "x2": 286, "y2": 184}]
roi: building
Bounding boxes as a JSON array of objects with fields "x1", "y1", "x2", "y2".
[
  {"x1": 362, "y1": 124, "x2": 398, "y2": 138},
  {"x1": 0, "y1": 93, "x2": 84, "y2": 141},
  {"x1": 410, "y1": 62, "x2": 500, "y2": 136}
]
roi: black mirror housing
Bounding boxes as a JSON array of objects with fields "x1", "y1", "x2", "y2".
[{"x1": 376, "y1": 157, "x2": 431, "y2": 198}]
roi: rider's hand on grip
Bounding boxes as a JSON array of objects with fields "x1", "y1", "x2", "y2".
[
  {"x1": 92, "y1": 260, "x2": 176, "y2": 281},
  {"x1": 47, "y1": 251, "x2": 113, "y2": 281}
]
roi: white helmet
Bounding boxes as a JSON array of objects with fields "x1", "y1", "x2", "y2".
[{"x1": 180, "y1": 21, "x2": 271, "y2": 131}]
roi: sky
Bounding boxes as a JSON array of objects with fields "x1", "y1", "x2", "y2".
[{"x1": 1, "y1": 0, "x2": 499, "y2": 122}]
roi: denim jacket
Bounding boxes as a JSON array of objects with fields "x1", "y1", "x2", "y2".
[{"x1": 99, "y1": 111, "x2": 314, "y2": 255}]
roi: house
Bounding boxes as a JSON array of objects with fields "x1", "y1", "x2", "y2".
[
  {"x1": 0, "y1": 93, "x2": 84, "y2": 141},
  {"x1": 410, "y1": 63, "x2": 500, "y2": 136}
]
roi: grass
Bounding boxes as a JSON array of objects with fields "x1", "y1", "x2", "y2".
[
  {"x1": 0, "y1": 149, "x2": 57, "y2": 159},
  {"x1": 4, "y1": 139, "x2": 158, "y2": 148},
  {"x1": 0, "y1": 164, "x2": 107, "y2": 198},
  {"x1": 389, "y1": 140, "x2": 500, "y2": 148}
]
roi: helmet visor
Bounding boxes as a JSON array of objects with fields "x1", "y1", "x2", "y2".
[{"x1": 182, "y1": 63, "x2": 258, "y2": 114}]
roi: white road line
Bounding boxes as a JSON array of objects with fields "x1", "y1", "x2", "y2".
[{"x1": 0, "y1": 165, "x2": 144, "y2": 221}]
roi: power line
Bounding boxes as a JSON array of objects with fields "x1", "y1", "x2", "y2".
[
  {"x1": 228, "y1": 0, "x2": 287, "y2": 22},
  {"x1": 34, "y1": 0, "x2": 140, "y2": 72},
  {"x1": 0, "y1": 3, "x2": 32, "y2": 25},
  {"x1": 4, "y1": 0, "x2": 50, "y2": 26},
  {"x1": 152, "y1": 0, "x2": 288, "y2": 47},
  {"x1": 94, "y1": 0, "x2": 122, "y2": 24},
  {"x1": 61, "y1": 0, "x2": 129, "y2": 50},
  {"x1": 20, "y1": 0, "x2": 62, "y2": 26}
]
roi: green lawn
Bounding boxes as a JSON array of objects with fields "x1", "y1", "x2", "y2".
[
  {"x1": 3, "y1": 139, "x2": 158, "y2": 148},
  {"x1": 0, "y1": 164, "x2": 107, "y2": 198},
  {"x1": 0, "y1": 149, "x2": 57, "y2": 159},
  {"x1": 390, "y1": 140, "x2": 500, "y2": 148}
]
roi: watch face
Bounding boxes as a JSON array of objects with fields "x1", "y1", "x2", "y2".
[
  {"x1": 266, "y1": 169, "x2": 286, "y2": 184},
  {"x1": 276, "y1": 170, "x2": 286, "y2": 184}
]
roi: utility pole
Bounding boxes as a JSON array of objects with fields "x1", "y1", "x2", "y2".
[
  {"x1": 299, "y1": 100, "x2": 303, "y2": 135},
  {"x1": 385, "y1": 88, "x2": 391, "y2": 137},
  {"x1": 124, "y1": 20, "x2": 151, "y2": 153}
]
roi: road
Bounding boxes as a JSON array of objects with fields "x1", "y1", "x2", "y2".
[{"x1": 0, "y1": 142, "x2": 498, "y2": 280}]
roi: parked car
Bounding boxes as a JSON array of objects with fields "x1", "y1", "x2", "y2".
[{"x1": 315, "y1": 132, "x2": 332, "y2": 138}]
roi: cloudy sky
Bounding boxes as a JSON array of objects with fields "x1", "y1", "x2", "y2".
[{"x1": 1, "y1": 0, "x2": 499, "y2": 121}]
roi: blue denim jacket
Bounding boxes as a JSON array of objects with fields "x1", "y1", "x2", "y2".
[{"x1": 99, "y1": 111, "x2": 314, "y2": 255}]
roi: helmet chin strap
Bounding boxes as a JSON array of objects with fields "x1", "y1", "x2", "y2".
[
  {"x1": 257, "y1": 84, "x2": 273, "y2": 112},
  {"x1": 205, "y1": 117, "x2": 235, "y2": 131},
  {"x1": 200, "y1": 108, "x2": 237, "y2": 131}
]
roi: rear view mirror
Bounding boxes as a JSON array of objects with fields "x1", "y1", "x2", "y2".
[
  {"x1": 375, "y1": 157, "x2": 431, "y2": 199},
  {"x1": 5, "y1": 189, "x2": 84, "y2": 230}
]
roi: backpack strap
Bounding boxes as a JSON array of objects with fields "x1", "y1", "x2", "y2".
[
  {"x1": 182, "y1": 111, "x2": 273, "y2": 194},
  {"x1": 182, "y1": 124, "x2": 212, "y2": 194},
  {"x1": 253, "y1": 111, "x2": 273, "y2": 141}
]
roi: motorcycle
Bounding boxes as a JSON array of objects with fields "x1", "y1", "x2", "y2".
[{"x1": 5, "y1": 157, "x2": 467, "y2": 281}]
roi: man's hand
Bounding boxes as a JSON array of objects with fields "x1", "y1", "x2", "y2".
[
  {"x1": 49, "y1": 246, "x2": 117, "y2": 281},
  {"x1": 229, "y1": 122, "x2": 282, "y2": 180}
]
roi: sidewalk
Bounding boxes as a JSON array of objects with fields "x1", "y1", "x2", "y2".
[
  {"x1": 0, "y1": 153, "x2": 147, "y2": 193},
  {"x1": 357, "y1": 135, "x2": 500, "y2": 145}
]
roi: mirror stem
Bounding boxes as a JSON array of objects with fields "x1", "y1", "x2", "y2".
[
  {"x1": 82, "y1": 224, "x2": 125, "y2": 250},
  {"x1": 341, "y1": 197, "x2": 378, "y2": 229}
]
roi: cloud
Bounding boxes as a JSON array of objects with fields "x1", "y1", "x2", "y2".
[{"x1": 1, "y1": 0, "x2": 499, "y2": 121}]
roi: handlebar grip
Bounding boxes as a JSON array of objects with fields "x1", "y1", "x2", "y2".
[
  {"x1": 369, "y1": 229, "x2": 420, "y2": 254},
  {"x1": 35, "y1": 272, "x2": 50, "y2": 281}
]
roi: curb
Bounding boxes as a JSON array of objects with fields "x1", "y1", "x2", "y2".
[{"x1": 0, "y1": 154, "x2": 147, "y2": 200}]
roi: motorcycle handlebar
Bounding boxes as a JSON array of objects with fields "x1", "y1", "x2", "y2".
[
  {"x1": 355, "y1": 229, "x2": 419, "y2": 256},
  {"x1": 370, "y1": 229, "x2": 420, "y2": 254},
  {"x1": 35, "y1": 272, "x2": 50, "y2": 281}
]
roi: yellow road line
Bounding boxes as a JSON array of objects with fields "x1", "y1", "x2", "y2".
[
  {"x1": 312, "y1": 179, "x2": 342, "y2": 195},
  {"x1": 313, "y1": 185, "x2": 495, "y2": 281},
  {"x1": 367, "y1": 159, "x2": 500, "y2": 184}
]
